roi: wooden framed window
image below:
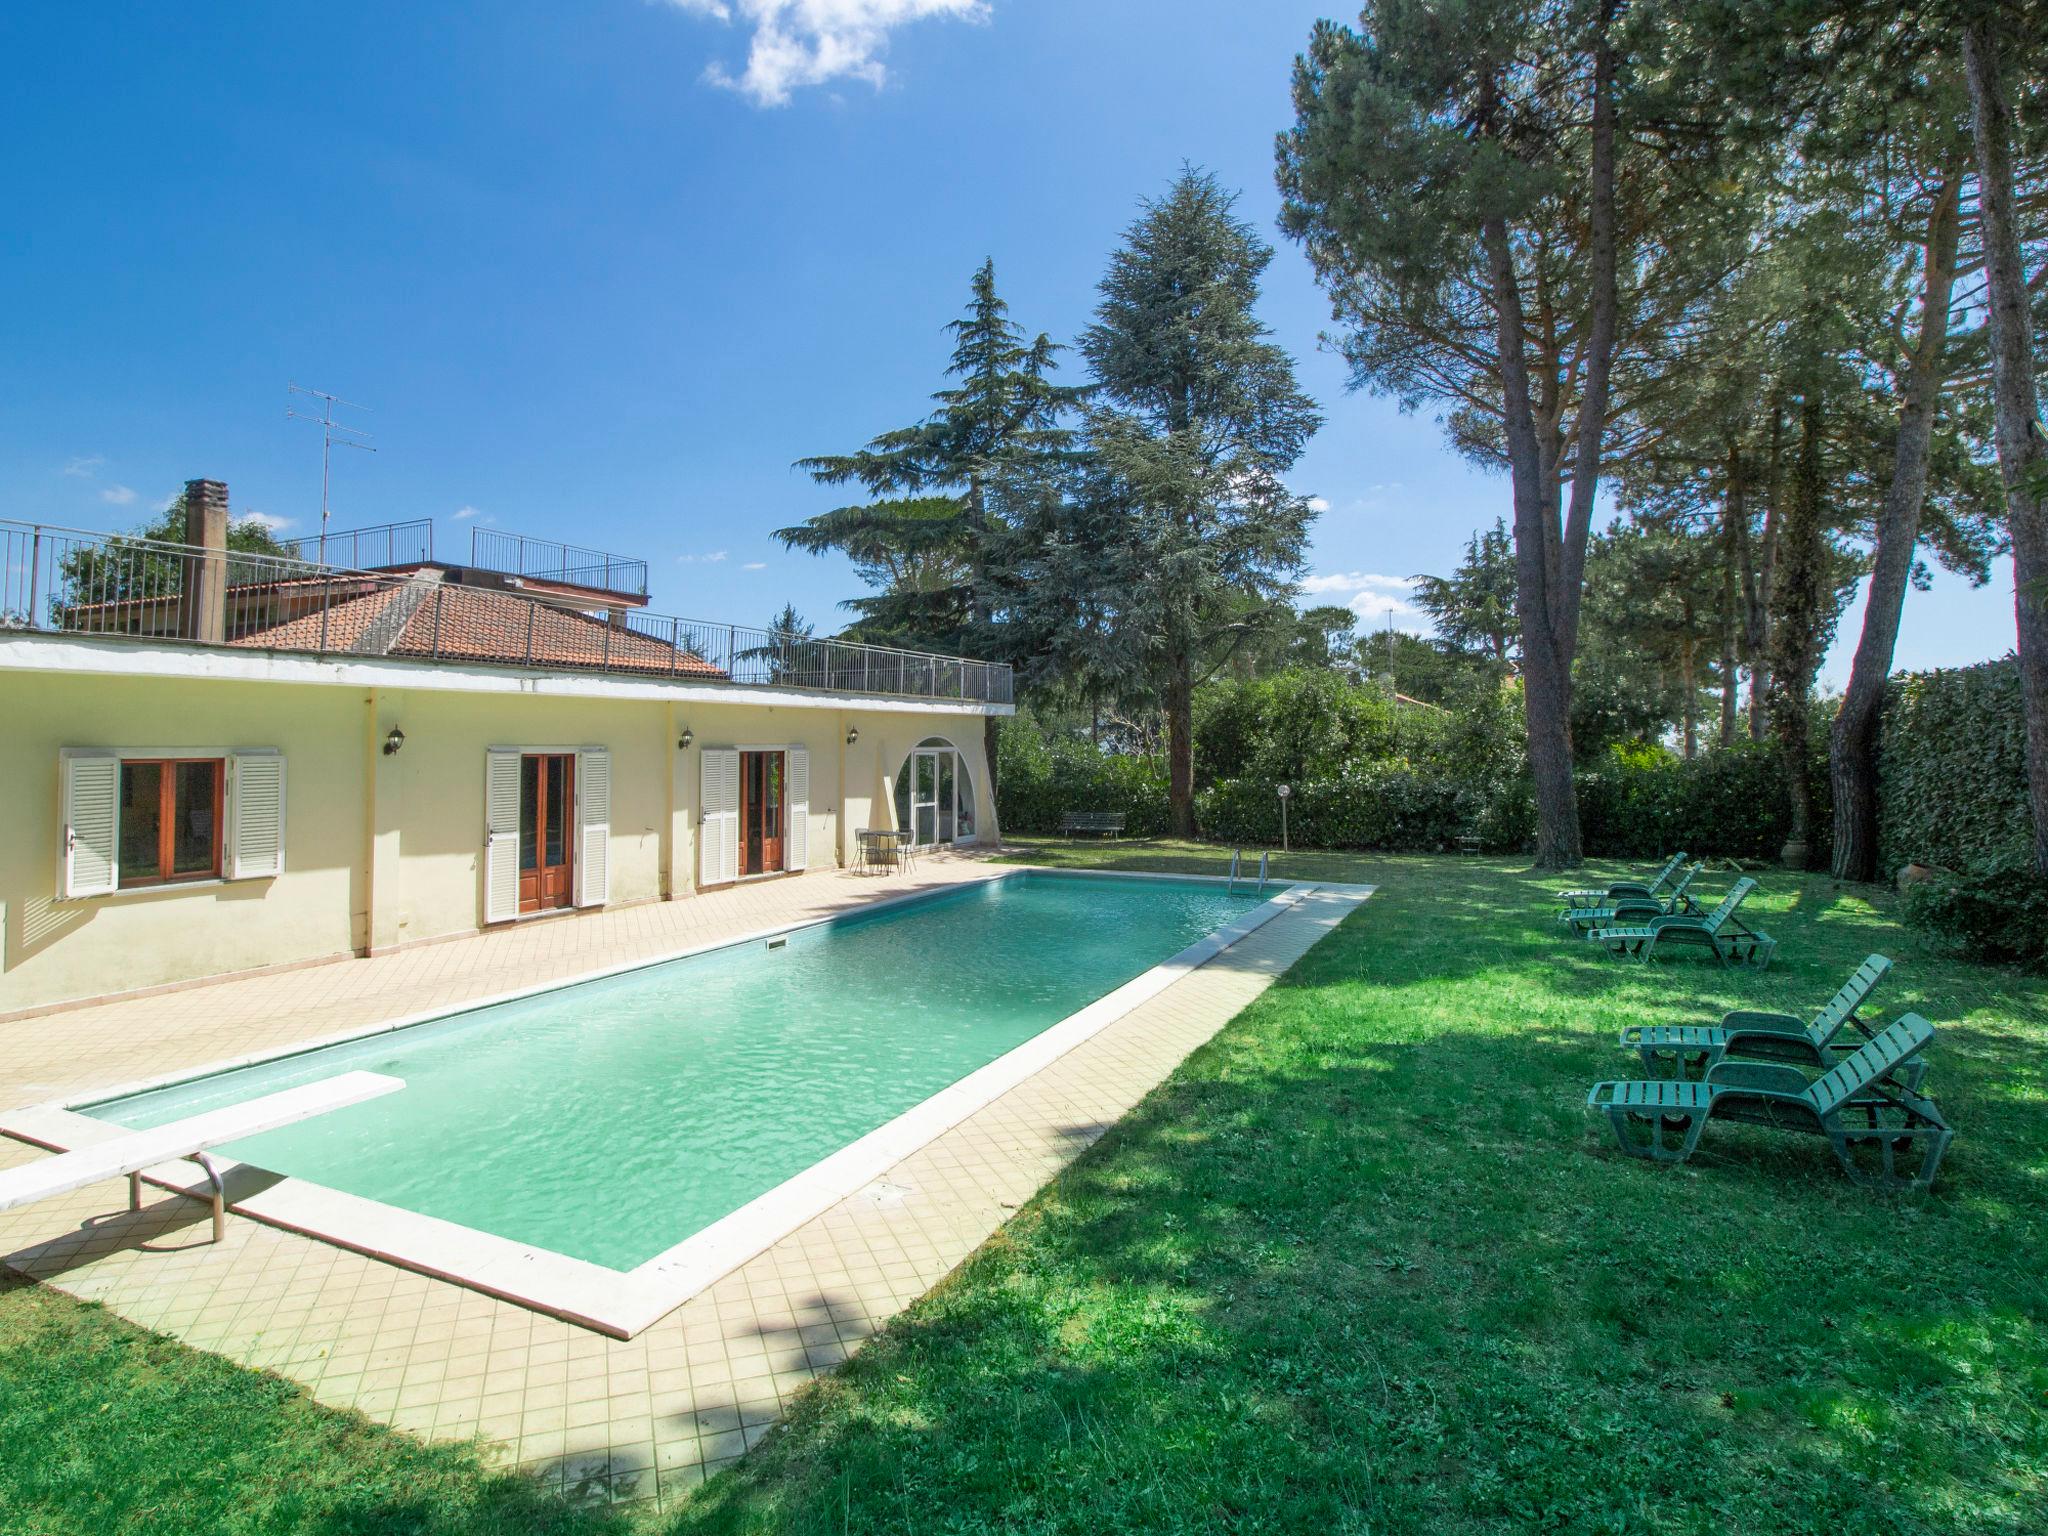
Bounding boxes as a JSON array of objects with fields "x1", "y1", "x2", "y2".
[{"x1": 116, "y1": 757, "x2": 224, "y2": 888}]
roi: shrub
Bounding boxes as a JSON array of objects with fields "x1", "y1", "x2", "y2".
[
  {"x1": 1900, "y1": 855, "x2": 2048, "y2": 968},
  {"x1": 995, "y1": 716, "x2": 1171, "y2": 836},
  {"x1": 1576, "y1": 740, "x2": 1796, "y2": 863},
  {"x1": 1197, "y1": 765, "x2": 1472, "y2": 851},
  {"x1": 1879, "y1": 659, "x2": 2035, "y2": 877}
]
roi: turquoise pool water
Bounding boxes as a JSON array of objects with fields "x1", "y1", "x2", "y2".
[{"x1": 90, "y1": 873, "x2": 1265, "y2": 1271}]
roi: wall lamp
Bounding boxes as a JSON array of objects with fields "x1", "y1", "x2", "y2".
[
  {"x1": 678, "y1": 727, "x2": 694, "y2": 750},
  {"x1": 846, "y1": 725, "x2": 860, "y2": 746},
  {"x1": 383, "y1": 727, "x2": 406, "y2": 757}
]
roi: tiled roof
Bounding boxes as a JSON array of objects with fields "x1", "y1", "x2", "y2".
[{"x1": 228, "y1": 578, "x2": 727, "y2": 679}]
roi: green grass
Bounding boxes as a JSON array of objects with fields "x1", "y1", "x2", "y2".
[{"x1": 3, "y1": 845, "x2": 2044, "y2": 1534}]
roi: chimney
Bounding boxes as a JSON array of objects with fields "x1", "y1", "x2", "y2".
[{"x1": 176, "y1": 478, "x2": 230, "y2": 644}]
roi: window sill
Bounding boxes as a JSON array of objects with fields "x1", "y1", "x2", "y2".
[{"x1": 60, "y1": 875, "x2": 276, "y2": 905}]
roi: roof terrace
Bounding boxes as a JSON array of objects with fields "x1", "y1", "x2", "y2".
[{"x1": 0, "y1": 516, "x2": 1012, "y2": 705}]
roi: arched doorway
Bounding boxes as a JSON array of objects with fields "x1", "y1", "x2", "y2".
[{"x1": 893, "y1": 737, "x2": 978, "y2": 848}]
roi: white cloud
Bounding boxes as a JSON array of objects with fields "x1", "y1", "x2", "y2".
[
  {"x1": 1306, "y1": 496, "x2": 1330, "y2": 514},
  {"x1": 657, "y1": 0, "x2": 987, "y2": 107},
  {"x1": 677, "y1": 550, "x2": 729, "y2": 564},
  {"x1": 742, "y1": 560, "x2": 767, "y2": 571},
  {"x1": 237, "y1": 510, "x2": 295, "y2": 533},
  {"x1": 1299, "y1": 572, "x2": 1432, "y2": 635},
  {"x1": 99, "y1": 484, "x2": 137, "y2": 505},
  {"x1": 451, "y1": 505, "x2": 483, "y2": 521},
  {"x1": 61, "y1": 455, "x2": 105, "y2": 478}
]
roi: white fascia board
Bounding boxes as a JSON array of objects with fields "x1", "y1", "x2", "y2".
[{"x1": 0, "y1": 633, "x2": 1015, "y2": 718}]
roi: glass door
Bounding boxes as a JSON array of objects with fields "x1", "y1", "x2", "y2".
[
  {"x1": 911, "y1": 750, "x2": 940, "y2": 847},
  {"x1": 935, "y1": 752, "x2": 957, "y2": 843},
  {"x1": 518, "y1": 753, "x2": 574, "y2": 913}
]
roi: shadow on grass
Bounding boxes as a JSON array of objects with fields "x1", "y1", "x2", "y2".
[
  {"x1": 0, "y1": 1273, "x2": 638, "y2": 1536},
  {"x1": 657, "y1": 851, "x2": 2048, "y2": 1536}
]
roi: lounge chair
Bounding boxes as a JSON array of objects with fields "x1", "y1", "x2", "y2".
[
  {"x1": 1558, "y1": 852, "x2": 1687, "y2": 911},
  {"x1": 1588, "y1": 877, "x2": 1776, "y2": 968},
  {"x1": 1617, "y1": 955, "x2": 1902, "y2": 1080},
  {"x1": 1586, "y1": 1014, "x2": 1951, "y2": 1190},
  {"x1": 1559, "y1": 861, "x2": 1700, "y2": 932}
]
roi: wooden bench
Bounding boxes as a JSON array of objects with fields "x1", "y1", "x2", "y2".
[
  {"x1": 0, "y1": 1071, "x2": 404, "y2": 1243},
  {"x1": 1061, "y1": 811, "x2": 1127, "y2": 839}
]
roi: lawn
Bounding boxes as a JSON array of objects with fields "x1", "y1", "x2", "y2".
[{"x1": 3, "y1": 846, "x2": 2044, "y2": 1534}]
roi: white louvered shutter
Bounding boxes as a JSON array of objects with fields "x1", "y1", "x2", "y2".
[
  {"x1": 484, "y1": 749, "x2": 521, "y2": 924},
  {"x1": 785, "y1": 748, "x2": 809, "y2": 872},
  {"x1": 699, "y1": 748, "x2": 738, "y2": 887},
  {"x1": 227, "y1": 751, "x2": 287, "y2": 879},
  {"x1": 59, "y1": 750, "x2": 120, "y2": 899},
  {"x1": 575, "y1": 747, "x2": 610, "y2": 908}
]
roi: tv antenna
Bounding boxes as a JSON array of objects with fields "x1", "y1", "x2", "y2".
[{"x1": 286, "y1": 384, "x2": 375, "y2": 562}]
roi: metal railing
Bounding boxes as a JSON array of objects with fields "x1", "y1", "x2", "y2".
[
  {"x1": 468, "y1": 528, "x2": 650, "y2": 598},
  {"x1": 278, "y1": 518, "x2": 434, "y2": 570},
  {"x1": 0, "y1": 518, "x2": 1011, "y2": 705}
]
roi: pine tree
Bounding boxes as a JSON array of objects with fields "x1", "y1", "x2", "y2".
[
  {"x1": 780, "y1": 260, "x2": 1078, "y2": 784},
  {"x1": 1071, "y1": 169, "x2": 1323, "y2": 838},
  {"x1": 1278, "y1": 0, "x2": 1758, "y2": 867},
  {"x1": 1412, "y1": 520, "x2": 1517, "y2": 670}
]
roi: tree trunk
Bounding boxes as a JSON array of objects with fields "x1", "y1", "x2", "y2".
[
  {"x1": 1767, "y1": 391, "x2": 1828, "y2": 868},
  {"x1": 1166, "y1": 651, "x2": 1196, "y2": 839},
  {"x1": 1747, "y1": 409, "x2": 1785, "y2": 739},
  {"x1": 1964, "y1": 19, "x2": 2048, "y2": 876},
  {"x1": 1829, "y1": 170, "x2": 1963, "y2": 883},
  {"x1": 1485, "y1": 203, "x2": 1583, "y2": 870},
  {"x1": 1554, "y1": 2, "x2": 1621, "y2": 665},
  {"x1": 1680, "y1": 631, "x2": 1698, "y2": 760},
  {"x1": 1719, "y1": 491, "x2": 1740, "y2": 748}
]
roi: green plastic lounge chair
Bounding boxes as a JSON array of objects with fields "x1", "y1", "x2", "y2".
[
  {"x1": 1588, "y1": 877, "x2": 1776, "y2": 968},
  {"x1": 1559, "y1": 852, "x2": 1687, "y2": 911},
  {"x1": 1617, "y1": 955, "x2": 1904, "y2": 1080},
  {"x1": 1586, "y1": 1014, "x2": 1951, "y2": 1190},
  {"x1": 1560, "y1": 862, "x2": 1701, "y2": 932}
]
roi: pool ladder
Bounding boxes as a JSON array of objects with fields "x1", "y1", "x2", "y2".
[{"x1": 1226, "y1": 850, "x2": 1269, "y2": 896}]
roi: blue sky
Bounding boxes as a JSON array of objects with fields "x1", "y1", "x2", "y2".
[{"x1": 0, "y1": 0, "x2": 2016, "y2": 686}]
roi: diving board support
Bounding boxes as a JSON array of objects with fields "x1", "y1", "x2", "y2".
[{"x1": 1, "y1": 1071, "x2": 404, "y2": 1244}]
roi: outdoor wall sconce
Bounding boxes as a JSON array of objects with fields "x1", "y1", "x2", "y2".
[
  {"x1": 678, "y1": 727, "x2": 694, "y2": 750},
  {"x1": 383, "y1": 727, "x2": 406, "y2": 757},
  {"x1": 846, "y1": 725, "x2": 860, "y2": 746}
]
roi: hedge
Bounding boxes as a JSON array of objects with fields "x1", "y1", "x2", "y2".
[
  {"x1": 1879, "y1": 659, "x2": 2035, "y2": 875},
  {"x1": 995, "y1": 719, "x2": 1171, "y2": 836},
  {"x1": 997, "y1": 661, "x2": 2033, "y2": 873}
]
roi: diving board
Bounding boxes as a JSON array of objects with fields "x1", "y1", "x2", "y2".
[{"x1": 0, "y1": 1071, "x2": 403, "y2": 1242}]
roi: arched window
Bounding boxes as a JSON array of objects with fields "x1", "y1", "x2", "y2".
[{"x1": 892, "y1": 737, "x2": 978, "y2": 847}]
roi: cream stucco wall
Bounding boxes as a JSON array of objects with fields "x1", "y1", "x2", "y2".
[
  {"x1": 0, "y1": 672, "x2": 364, "y2": 1013},
  {"x1": 0, "y1": 666, "x2": 1001, "y2": 1016}
]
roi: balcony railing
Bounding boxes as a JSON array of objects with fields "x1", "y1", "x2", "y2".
[
  {"x1": 0, "y1": 519, "x2": 1012, "y2": 706},
  {"x1": 278, "y1": 518, "x2": 435, "y2": 571},
  {"x1": 468, "y1": 528, "x2": 650, "y2": 598}
]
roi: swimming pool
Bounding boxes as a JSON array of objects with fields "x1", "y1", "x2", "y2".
[{"x1": 88, "y1": 872, "x2": 1271, "y2": 1274}]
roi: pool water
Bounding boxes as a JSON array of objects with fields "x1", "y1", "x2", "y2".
[{"x1": 91, "y1": 873, "x2": 1266, "y2": 1271}]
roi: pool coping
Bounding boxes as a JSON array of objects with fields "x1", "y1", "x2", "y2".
[{"x1": 2, "y1": 867, "x2": 1351, "y2": 1338}]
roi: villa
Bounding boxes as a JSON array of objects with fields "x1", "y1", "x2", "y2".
[{"x1": 0, "y1": 480, "x2": 1010, "y2": 1017}]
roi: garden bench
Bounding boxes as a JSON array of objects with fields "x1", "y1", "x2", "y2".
[
  {"x1": 0, "y1": 1071, "x2": 403, "y2": 1243},
  {"x1": 1061, "y1": 811, "x2": 1126, "y2": 839}
]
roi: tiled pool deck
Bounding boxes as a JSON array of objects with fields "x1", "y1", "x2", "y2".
[{"x1": 1, "y1": 855, "x2": 1369, "y2": 1510}]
